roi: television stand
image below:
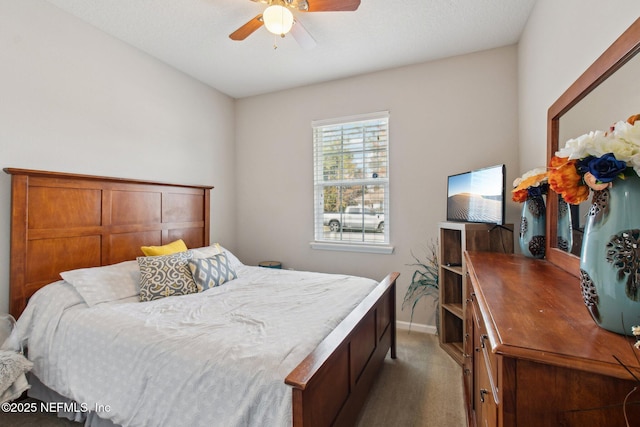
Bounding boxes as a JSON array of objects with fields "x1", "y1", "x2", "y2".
[{"x1": 437, "y1": 221, "x2": 513, "y2": 364}]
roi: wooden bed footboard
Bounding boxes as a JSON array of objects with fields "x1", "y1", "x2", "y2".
[{"x1": 285, "y1": 271, "x2": 399, "y2": 427}]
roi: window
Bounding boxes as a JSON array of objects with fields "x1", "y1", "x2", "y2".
[{"x1": 312, "y1": 111, "x2": 391, "y2": 253}]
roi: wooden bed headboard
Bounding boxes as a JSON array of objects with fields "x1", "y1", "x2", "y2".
[{"x1": 4, "y1": 168, "x2": 213, "y2": 318}]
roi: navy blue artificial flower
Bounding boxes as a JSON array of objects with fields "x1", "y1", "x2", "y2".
[
  {"x1": 528, "y1": 183, "x2": 548, "y2": 199},
  {"x1": 587, "y1": 153, "x2": 627, "y2": 183}
]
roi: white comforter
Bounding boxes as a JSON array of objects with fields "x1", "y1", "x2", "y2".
[{"x1": 17, "y1": 265, "x2": 378, "y2": 427}]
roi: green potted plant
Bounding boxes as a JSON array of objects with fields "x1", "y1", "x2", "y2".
[{"x1": 402, "y1": 241, "x2": 439, "y2": 333}]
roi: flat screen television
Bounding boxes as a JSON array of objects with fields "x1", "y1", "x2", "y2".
[{"x1": 446, "y1": 164, "x2": 505, "y2": 225}]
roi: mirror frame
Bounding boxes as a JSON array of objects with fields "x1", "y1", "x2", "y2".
[{"x1": 546, "y1": 18, "x2": 640, "y2": 277}]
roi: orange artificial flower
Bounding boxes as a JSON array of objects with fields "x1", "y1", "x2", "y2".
[
  {"x1": 511, "y1": 188, "x2": 529, "y2": 203},
  {"x1": 548, "y1": 156, "x2": 590, "y2": 204},
  {"x1": 511, "y1": 172, "x2": 548, "y2": 203}
]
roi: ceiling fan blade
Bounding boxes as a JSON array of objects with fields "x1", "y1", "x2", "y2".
[
  {"x1": 307, "y1": 0, "x2": 360, "y2": 12},
  {"x1": 229, "y1": 15, "x2": 264, "y2": 41},
  {"x1": 291, "y1": 19, "x2": 317, "y2": 50}
]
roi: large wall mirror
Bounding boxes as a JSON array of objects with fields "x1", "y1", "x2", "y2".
[{"x1": 546, "y1": 18, "x2": 640, "y2": 277}]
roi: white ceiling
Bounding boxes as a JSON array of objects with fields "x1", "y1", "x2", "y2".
[{"x1": 44, "y1": 0, "x2": 537, "y2": 99}]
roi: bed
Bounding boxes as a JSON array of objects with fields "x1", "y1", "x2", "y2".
[{"x1": 4, "y1": 168, "x2": 399, "y2": 427}]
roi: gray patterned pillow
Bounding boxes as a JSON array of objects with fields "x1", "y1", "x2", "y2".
[
  {"x1": 188, "y1": 253, "x2": 238, "y2": 292},
  {"x1": 138, "y1": 251, "x2": 197, "y2": 302}
]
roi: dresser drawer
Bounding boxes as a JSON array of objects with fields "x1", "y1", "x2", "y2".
[{"x1": 472, "y1": 297, "x2": 499, "y2": 426}]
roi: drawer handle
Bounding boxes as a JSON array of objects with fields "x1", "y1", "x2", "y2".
[
  {"x1": 479, "y1": 388, "x2": 488, "y2": 403},
  {"x1": 480, "y1": 334, "x2": 500, "y2": 405}
]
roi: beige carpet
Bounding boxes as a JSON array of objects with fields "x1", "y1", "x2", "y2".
[
  {"x1": 0, "y1": 331, "x2": 466, "y2": 427},
  {"x1": 356, "y1": 330, "x2": 467, "y2": 427}
]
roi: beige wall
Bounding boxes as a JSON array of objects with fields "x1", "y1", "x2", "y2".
[
  {"x1": 235, "y1": 46, "x2": 520, "y2": 328},
  {"x1": 0, "y1": 0, "x2": 237, "y2": 313},
  {"x1": 4, "y1": 0, "x2": 639, "y2": 330},
  {"x1": 517, "y1": 0, "x2": 640, "y2": 173}
]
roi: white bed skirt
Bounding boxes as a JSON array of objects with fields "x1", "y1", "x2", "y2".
[{"x1": 28, "y1": 374, "x2": 119, "y2": 427}]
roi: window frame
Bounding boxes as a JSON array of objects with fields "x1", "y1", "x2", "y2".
[{"x1": 310, "y1": 111, "x2": 393, "y2": 254}]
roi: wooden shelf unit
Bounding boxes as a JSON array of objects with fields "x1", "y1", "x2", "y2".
[{"x1": 438, "y1": 222, "x2": 513, "y2": 365}]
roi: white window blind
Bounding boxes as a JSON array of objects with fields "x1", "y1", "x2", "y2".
[{"x1": 313, "y1": 111, "x2": 390, "y2": 249}]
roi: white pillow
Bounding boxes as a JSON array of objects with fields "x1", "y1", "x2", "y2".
[
  {"x1": 192, "y1": 244, "x2": 243, "y2": 269},
  {"x1": 221, "y1": 248, "x2": 243, "y2": 269},
  {"x1": 191, "y1": 243, "x2": 223, "y2": 259},
  {"x1": 60, "y1": 260, "x2": 141, "y2": 307}
]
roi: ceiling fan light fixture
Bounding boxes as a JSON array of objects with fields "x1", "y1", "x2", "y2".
[{"x1": 263, "y1": 5, "x2": 294, "y2": 36}]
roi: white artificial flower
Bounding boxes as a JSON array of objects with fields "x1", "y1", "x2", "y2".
[
  {"x1": 630, "y1": 153, "x2": 640, "y2": 177},
  {"x1": 556, "y1": 130, "x2": 606, "y2": 160},
  {"x1": 557, "y1": 122, "x2": 640, "y2": 165},
  {"x1": 512, "y1": 167, "x2": 546, "y2": 188},
  {"x1": 613, "y1": 119, "x2": 640, "y2": 146},
  {"x1": 591, "y1": 138, "x2": 639, "y2": 162},
  {"x1": 523, "y1": 167, "x2": 547, "y2": 179}
]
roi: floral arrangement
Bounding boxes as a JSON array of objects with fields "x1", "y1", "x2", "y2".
[
  {"x1": 512, "y1": 167, "x2": 548, "y2": 203},
  {"x1": 548, "y1": 114, "x2": 640, "y2": 204}
]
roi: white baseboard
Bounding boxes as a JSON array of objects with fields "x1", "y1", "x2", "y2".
[{"x1": 396, "y1": 320, "x2": 437, "y2": 335}]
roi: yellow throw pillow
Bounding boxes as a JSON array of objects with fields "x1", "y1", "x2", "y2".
[{"x1": 141, "y1": 239, "x2": 188, "y2": 256}]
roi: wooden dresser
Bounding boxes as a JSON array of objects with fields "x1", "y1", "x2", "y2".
[{"x1": 464, "y1": 251, "x2": 640, "y2": 427}]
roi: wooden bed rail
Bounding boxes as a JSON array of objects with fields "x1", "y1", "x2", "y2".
[{"x1": 285, "y1": 271, "x2": 399, "y2": 427}]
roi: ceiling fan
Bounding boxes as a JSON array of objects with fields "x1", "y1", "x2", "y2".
[{"x1": 229, "y1": 0, "x2": 361, "y2": 49}]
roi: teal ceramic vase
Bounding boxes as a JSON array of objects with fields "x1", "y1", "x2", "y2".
[
  {"x1": 580, "y1": 173, "x2": 640, "y2": 334},
  {"x1": 557, "y1": 196, "x2": 573, "y2": 253},
  {"x1": 519, "y1": 195, "x2": 546, "y2": 259}
]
